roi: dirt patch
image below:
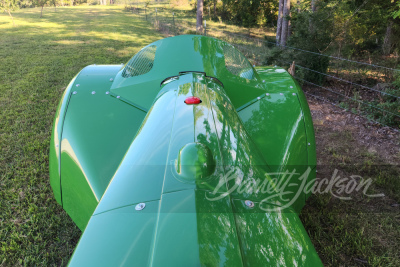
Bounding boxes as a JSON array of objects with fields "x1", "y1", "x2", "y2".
[
  {"x1": 308, "y1": 97, "x2": 400, "y2": 165},
  {"x1": 301, "y1": 97, "x2": 400, "y2": 266}
]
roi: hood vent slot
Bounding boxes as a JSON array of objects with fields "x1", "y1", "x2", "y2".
[{"x1": 122, "y1": 45, "x2": 157, "y2": 78}]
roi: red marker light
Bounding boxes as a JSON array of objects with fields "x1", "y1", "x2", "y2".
[{"x1": 184, "y1": 96, "x2": 202, "y2": 105}]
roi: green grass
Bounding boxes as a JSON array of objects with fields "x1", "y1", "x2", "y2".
[
  {"x1": 0, "y1": 6, "x2": 162, "y2": 266},
  {"x1": 300, "y1": 128, "x2": 400, "y2": 266}
]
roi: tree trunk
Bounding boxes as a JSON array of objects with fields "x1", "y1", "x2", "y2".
[
  {"x1": 309, "y1": 0, "x2": 316, "y2": 33},
  {"x1": 311, "y1": 0, "x2": 316, "y2": 12},
  {"x1": 213, "y1": 0, "x2": 216, "y2": 17},
  {"x1": 6, "y1": 9, "x2": 15, "y2": 26},
  {"x1": 383, "y1": 20, "x2": 393, "y2": 55},
  {"x1": 280, "y1": 0, "x2": 290, "y2": 47},
  {"x1": 276, "y1": 0, "x2": 284, "y2": 45},
  {"x1": 196, "y1": 0, "x2": 203, "y2": 33},
  {"x1": 41, "y1": 5, "x2": 44, "y2": 17}
]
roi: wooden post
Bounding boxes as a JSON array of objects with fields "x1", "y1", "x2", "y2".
[{"x1": 288, "y1": 61, "x2": 296, "y2": 76}]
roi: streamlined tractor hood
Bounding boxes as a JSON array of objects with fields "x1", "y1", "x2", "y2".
[
  {"x1": 67, "y1": 72, "x2": 322, "y2": 266},
  {"x1": 49, "y1": 35, "x2": 320, "y2": 266}
]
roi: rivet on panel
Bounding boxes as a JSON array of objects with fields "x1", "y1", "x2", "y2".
[
  {"x1": 257, "y1": 97, "x2": 261, "y2": 100},
  {"x1": 56, "y1": 144, "x2": 59, "y2": 148},
  {"x1": 92, "y1": 91, "x2": 96, "y2": 95},
  {"x1": 109, "y1": 78, "x2": 114, "y2": 82},
  {"x1": 116, "y1": 96, "x2": 120, "y2": 99},
  {"x1": 76, "y1": 84, "x2": 80, "y2": 87},
  {"x1": 292, "y1": 93, "x2": 296, "y2": 96},
  {"x1": 280, "y1": 93, "x2": 283, "y2": 96},
  {"x1": 245, "y1": 200, "x2": 255, "y2": 208},
  {"x1": 308, "y1": 143, "x2": 311, "y2": 146},
  {"x1": 290, "y1": 86, "x2": 293, "y2": 88},
  {"x1": 135, "y1": 203, "x2": 146, "y2": 211},
  {"x1": 72, "y1": 91, "x2": 77, "y2": 95},
  {"x1": 106, "y1": 91, "x2": 110, "y2": 95},
  {"x1": 266, "y1": 93, "x2": 270, "y2": 96},
  {"x1": 262, "y1": 80, "x2": 265, "y2": 83}
]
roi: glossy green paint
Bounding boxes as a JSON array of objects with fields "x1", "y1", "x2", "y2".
[
  {"x1": 57, "y1": 65, "x2": 147, "y2": 229},
  {"x1": 68, "y1": 200, "x2": 160, "y2": 266},
  {"x1": 110, "y1": 35, "x2": 265, "y2": 110},
  {"x1": 49, "y1": 35, "x2": 320, "y2": 265},
  {"x1": 176, "y1": 142, "x2": 216, "y2": 181},
  {"x1": 232, "y1": 199, "x2": 322, "y2": 266},
  {"x1": 49, "y1": 76, "x2": 77, "y2": 205}
]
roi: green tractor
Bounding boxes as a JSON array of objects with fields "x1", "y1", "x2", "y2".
[{"x1": 50, "y1": 35, "x2": 321, "y2": 266}]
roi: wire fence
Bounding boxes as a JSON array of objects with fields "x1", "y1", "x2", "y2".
[{"x1": 128, "y1": 5, "x2": 400, "y2": 132}]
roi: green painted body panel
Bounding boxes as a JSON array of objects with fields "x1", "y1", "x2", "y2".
[
  {"x1": 49, "y1": 35, "x2": 320, "y2": 265},
  {"x1": 110, "y1": 35, "x2": 265, "y2": 110},
  {"x1": 58, "y1": 65, "x2": 147, "y2": 229},
  {"x1": 49, "y1": 76, "x2": 77, "y2": 205},
  {"x1": 68, "y1": 200, "x2": 160, "y2": 266},
  {"x1": 232, "y1": 199, "x2": 322, "y2": 266}
]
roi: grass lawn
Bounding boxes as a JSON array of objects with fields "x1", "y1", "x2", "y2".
[
  {"x1": 0, "y1": 6, "x2": 162, "y2": 266},
  {"x1": 1, "y1": 4, "x2": 399, "y2": 267}
]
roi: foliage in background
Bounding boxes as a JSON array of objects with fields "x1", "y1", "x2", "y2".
[
  {"x1": 332, "y1": 0, "x2": 399, "y2": 57},
  {"x1": 363, "y1": 69, "x2": 400, "y2": 127},
  {"x1": 263, "y1": 1, "x2": 334, "y2": 85},
  {"x1": 287, "y1": 1, "x2": 334, "y2": 85},
  {"x1": 0, "y1": 0, "x2": 19, "y2": 25},
  {"x1": 393, "y1": 2, "x2": 400, "y2": 19}
]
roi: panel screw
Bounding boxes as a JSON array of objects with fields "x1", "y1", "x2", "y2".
[
  {"x1": 257, "y1": 97, "x2": 261, "y2": 100},
  {"x1": 245, "y1": 200, "x2": 254, "y2": 208},
  {"x1": 280, "y1": 93, "x2": 283, "y2": 96},
  {"x1": 106, "y1": 91, "x2": 110, "y2": 95},
  {"x1": 73, "y1": 91, "x2": 77, "y2": 95},
  {"x1": 109, "y1": 78, "x2": 114, "y2": 82},
  {"x1": 135, "y1": 203, "x2": 146, "y2": 211},
  {"x1": 76, "y1": 84, "x2": 80, "y2": 87},
  {"x1": 308, "y1": 143, "x2": 311, "y2": 146},
  {"x1": 266, "y1": 93, "x2": 270, "y2": 96},
  {"x1": 92, "y1": 91, "x2": 96, "y2": 95},
  {"x1": 292, "y1": 93, "x2": 296, "y2": 96},
  {"x1": 290, "y1": 86, "x2": 293, "y2": 88},
  {"x1": 116, "y1": 96, "x2": 120, "y2": 99},
  {"x1": 262, "y1": 80, "x2": 265, "y2": 83}
]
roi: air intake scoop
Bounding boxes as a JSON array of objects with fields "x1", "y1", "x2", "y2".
[{"x1": 175, "y1": 143, "x2": 215, "y2": 181}]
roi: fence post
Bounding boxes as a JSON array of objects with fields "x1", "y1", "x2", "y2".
[{"x1": 288, "y1": 61, "x2": 296, "y2": 76}]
